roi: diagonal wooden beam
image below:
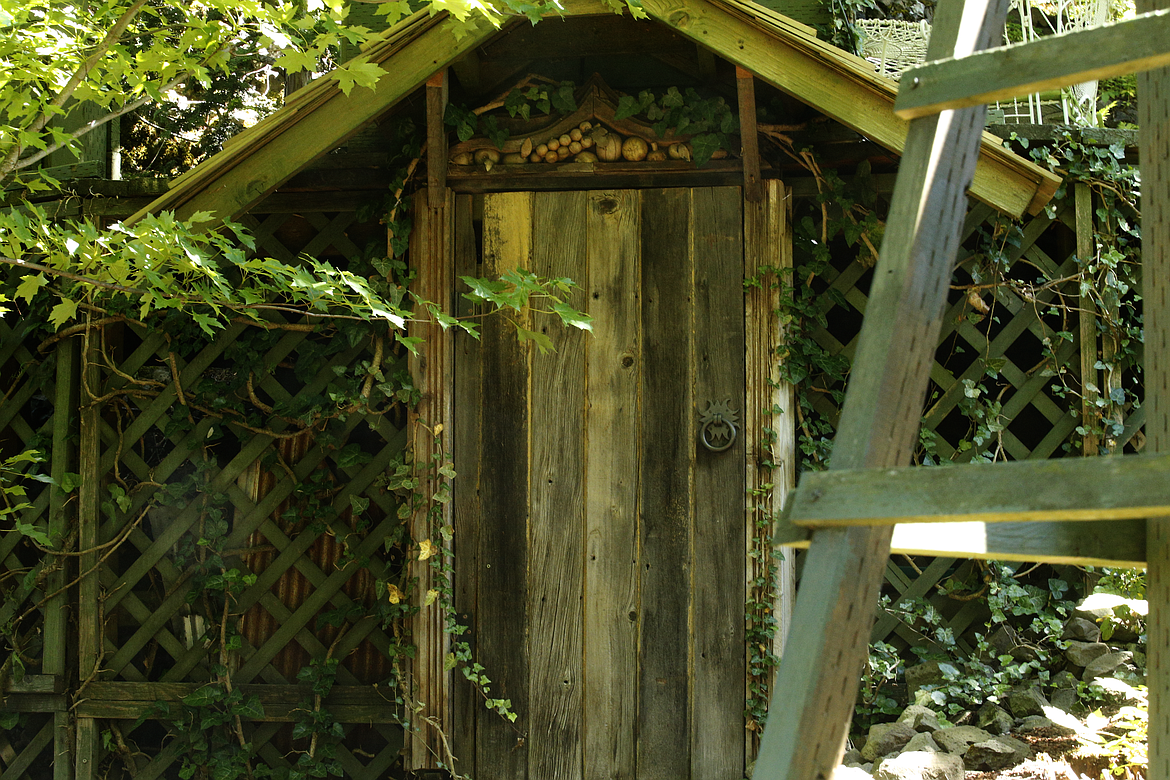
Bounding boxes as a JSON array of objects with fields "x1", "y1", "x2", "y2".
[
  {"x1": 781, "y1": 453, "x2": 1170, "y2": 526},
  {"x1": 752, "y1": 0, "x2": 1011, "y2": 776},
  {"x1": 127, "y1": 15, "x2": 501, "y2": 226},
  {"x1": 895, "y1": 8, "x2": 1170, "y2": 119},
  {"x1": 637, "y1": 0, "x2": 1059, "y2": 217}
]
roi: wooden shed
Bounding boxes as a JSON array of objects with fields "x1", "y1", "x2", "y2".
[{"x1": 1, "y1": 2, "x2": 1064, "y2": 780}]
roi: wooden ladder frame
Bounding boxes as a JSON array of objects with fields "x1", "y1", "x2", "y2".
[{"x1": 752, "y1": 0, "x2": 1170, "y2": 777}]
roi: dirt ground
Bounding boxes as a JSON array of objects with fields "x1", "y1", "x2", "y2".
[{"x1": 965, "y1": 728, "x2": 1144, "y2": 780}]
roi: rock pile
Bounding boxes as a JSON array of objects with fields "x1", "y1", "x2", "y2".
[{"x1": 833, "y1": 595, "x2": 1147, "y2": 780}]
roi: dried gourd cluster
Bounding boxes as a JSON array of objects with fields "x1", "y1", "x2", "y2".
[{"x1": 450, "y1": 120, "x2": 709, "y2": 170}]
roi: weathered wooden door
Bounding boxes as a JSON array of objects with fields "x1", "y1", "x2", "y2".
[{"x1": 452, "y1": 187, "x2": 757, "y2": 780}]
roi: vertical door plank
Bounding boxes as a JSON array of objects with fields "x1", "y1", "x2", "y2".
[
  {"x1": 527, "y1": 191, "x2": 588, "y2": 780},
  {"x1": 638, "y1": 188, "x2": 694, "y2": 780},
  {"x1": 583, "y1": 189, "x2": 642, "y2": 780},
  {"x1": 451, "y1": 193, "x2": 480, "y2": 780},
  {"x1": 1138, "y1": 0, "x2": 1170, "y2": 772},
  {"x1": 744, "y1": 180, "x2": 796, "y2": 765},
  {"x1": 408, "y1": 187, "x2": 455, "y2": 771},
  {"x1": 477, "y1": 192, "x2": 533, "y2": 780},
  {"x1": 691, "y1": 187, "x2": 747, "y2": 780},
  {"x1": 753, "y1": 0, "x2": 1012, "y2": 776}
]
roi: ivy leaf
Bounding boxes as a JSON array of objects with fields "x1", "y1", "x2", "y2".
[
  {"x1": 48, "y1": 298, "x2": 77, "y2": 330},
  {"x1": 615, "y1": 94, "x2": 641, "y2": 120},
  {"x1": 551, "y1": 83, "x2": 577, "y2": 113},
  {"x1": 690, "y1": 133, "x2": 723, "y2": 167}
]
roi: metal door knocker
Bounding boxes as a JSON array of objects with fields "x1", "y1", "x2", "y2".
[{"x1": 699, "y1": 399, "x2": 739, "y2": 452}]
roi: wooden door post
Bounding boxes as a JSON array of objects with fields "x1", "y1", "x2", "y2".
[
  {"x1": 407, "y1": 188, "x2": 455, "y2": 770},
  {"x1": 1138, "y1": 0, "x2": 1170, "y2": 772},
  {"x1": 753, "y1": 0, "x2": 1010, "y2": 776}
]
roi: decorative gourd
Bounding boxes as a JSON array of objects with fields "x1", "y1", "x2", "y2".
[
  {"x1": 668, "y1": 142, "x2": 692, "y2": 161},
  {"x1": 503, "y1": 153, "x2": 527, "y2": 164},
  {"x1": 646, "y1": 149, "x2": 667, "y2": 162},
  {"x1": 595, "y1": 132, "x2": 623, "y2": 161},
  {"x1": 575, "y1": 151, "x2": 599, "y2": 162},
  {"x1": 622, "y1": 136, "x2": 649, "y2": 162},
  {"x1": 450, "y1": 151, "x2": 473, "y2": 165}
]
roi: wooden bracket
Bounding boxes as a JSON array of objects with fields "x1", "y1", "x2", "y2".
[
  {"x1": 426, "y1": 70, "x2": 449, "y2": 209},
  {"x1": 735, "y1": 66, "x2": 763, "y2": 203}
]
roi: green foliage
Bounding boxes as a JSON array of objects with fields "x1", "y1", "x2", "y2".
[
  {"x1": 0, "y1": 449, "x2": 53, "y2": 547},
  {"x1": 613, "y1": 86, "x2": 738, "y2": 166}
]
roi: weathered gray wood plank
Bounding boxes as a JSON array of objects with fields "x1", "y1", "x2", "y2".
[
  {"x1": 691, "y1": 186, "x2": 747, "y2": 780},
  {"x1": 451, "y1": 193, "x2": 481, "y2": 780},
  {"x1": 776, "y1": 517, "x2": 1146, "y2": 567},
  {"x1": 407, "y1": 187, "x2": 455, "y2": 770},
  {"x1": 527, "y1": 190, "x2": 588, "y2": 780},
  {"x1": 76, "y1": 330, "x2": 102, "y2": 780},
  {"x1": 1139, "y1": 0, "x2": 1170, "y2": 772},
  {"x1": 895, "y1": 8, "x2": 1170, "y2": 118},
  {"x1": 638, "y1": 187, "x2": 694, "y2": 780},
  {"x1": 476, "y1": 192, "x2": 532, "y2": 780},
  {"x1": 782, "y1": 454, "x2": 1170, "y2": 526},
  {"x1": 583, "y1": 189, "x2": 641, "y2": 780},
  {"x1": 753, "y1": 0, "x2": 1012, "y2": 775}
]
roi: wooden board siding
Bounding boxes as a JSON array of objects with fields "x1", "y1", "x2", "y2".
[{"x1": 454, "y1": 186, "x2": 773, "y2": 780}]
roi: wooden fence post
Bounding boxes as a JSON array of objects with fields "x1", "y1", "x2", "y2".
[{"x1": 75, "y1": 324, "x2": 102, "y2": 780}]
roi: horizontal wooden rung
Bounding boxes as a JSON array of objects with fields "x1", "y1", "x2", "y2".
[
  {"x1": 75, "y1": 681, "x2": 402, "y2": 723},
  {"x1": 894, "y1": 8, "x2": 1170, "y2": 119},
  {"x1": 775, "y1": 516, "x2": 1146, "y2": 568},
  {"x1": 782, "y1": 452, "x2": 1170, "y2": 527}
]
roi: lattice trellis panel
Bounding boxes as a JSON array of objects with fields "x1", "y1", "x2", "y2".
[
  {"x1": 2, "y1": 211, "x2": 416, "y2": 780},
  {"x1": 1, "y1": 314, "x2": 73, "y2": 780},
  {"x1": 790, "y1": 193, "x2": 1141, "y2": 654}
]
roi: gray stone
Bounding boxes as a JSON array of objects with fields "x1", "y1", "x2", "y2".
[
  {"x1": 1052, "y1": 670, "x2": 1079, "y2": 689},
  {"x1": 975, "y1": 703, "x2": 1013, "y2": 736},
  {"x1": 1016, "y1": 715, "x2": 1076, "y2": 736},
  {"x1": 901, "y1": 733, "x2": 941, "y2": 754},
  {"x1": 905, "y1": 661, "x2": 946, "y2": 697},
  {"x1": 963, "y1": 736, "x2": 1031, "y2": 770},
  {"x1": 932, "y1": 726, "x2": 994, "y2": 755},
  {"x1": 898, "y1": 705, "x2": 942, "y2": 733},
  {"x1": 874, "y1": 751, "x2": 964, "y2": 780},
  {"x1": 833, "y1": 765, "x2": 874, "y2": 780},
  {"x1": 861, "y1": 722, "x2": 919, "y2": 762},
  {"x1": 1049, "y1": 687, "x2": 1078, "y2": 713},
  {"x1": 1062, "y1": 617, "x2": 1101, "y2": 643},
  {"x1": 1083, "y1": 651, "x2": 1134, "y2": 681},
  {"x1": 842, "y1": 748, "x2": 863, "y2": 766},
  {"x1": 1007, "y1": 686, "x2": 1049, "y2": 718},
  {"x1": 1065, "y1": 641, "x2": 1109, "y2": 667}
]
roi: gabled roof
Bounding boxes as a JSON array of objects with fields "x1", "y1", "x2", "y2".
[{"x1": 130, "y1": 0, "x2": 1060, "y2": 225}]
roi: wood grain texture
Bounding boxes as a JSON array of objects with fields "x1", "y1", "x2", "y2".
[
  {"x1": 777, "y1": 517, "x2": 1147, "y2": 567},
  {"x1": 754, "y1": 0, "x2": 1012, "y2": 776},
  {"x1": 48, "y1": 339, "x2": 77, "y2": 780},
  {"x1": 736, "y1": 70, "x2": 763, "y2": 203},
  {"x1": 426, "y1": 71, "x2": 449, "y2": 208},
  {"x1": 583, "y1": 189, "x2": 642, "y2": 780},
  {"x1": 407, "y1": 188, "x2": 455, "y2": 770},
  {"x1": 895, "y1": 8, "x2": 1170, "y2": 118},
  {"x1": 637, "y1": 0, "x2": 1059, "y2": 217},
  {"x1": 527, "y1": 191, "x2": 588, "y2": 780},
  {"x1": 638, "y1": 188, "x2": 694, "y2": 780},
  {"x1": 784, "y1": 453, "x2": 1170, "y2": 526},
  {"x1": 1138, "y1": 0, "x2": 1170, "y2": 771},
  {"x1": 744, "y1": 181, "x2": 796, "y2": 765},
  {"x1": 76, "y1": 330, "x2": 102, "y2": 780},
  {"x1": 477, "y1": 192, "x2": 533, "y2": 780},
  {"x1": 451, "y1": 194, "x2": 481, "y2": 780},
  {"x1": 691, "y1": 187, "x2": 747, "y2": 780},
  {"x1": 1076, "y1": 183, "x2": 1100, "y2": 456}
]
